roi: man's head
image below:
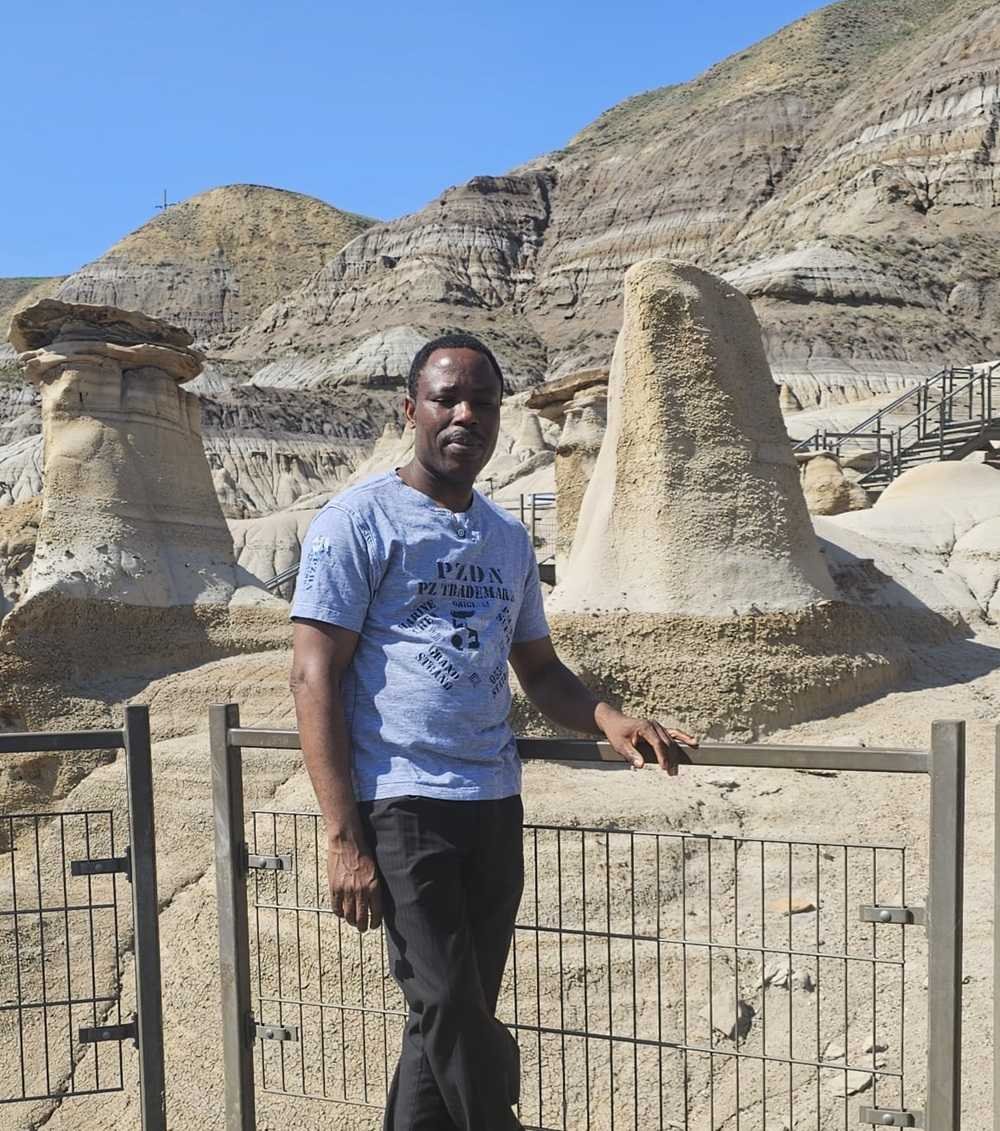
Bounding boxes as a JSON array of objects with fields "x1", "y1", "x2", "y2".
[{"x1": 404, "y1": 333, "x2": 504, "y2": 486}]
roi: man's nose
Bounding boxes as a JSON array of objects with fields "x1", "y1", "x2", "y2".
[{"x1": 452, "y1": 400, "x2": 478, "y2": 425}]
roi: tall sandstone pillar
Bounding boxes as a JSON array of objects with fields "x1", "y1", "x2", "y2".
[{"x1": 532, "y1": 262, "x2": 904, "y2": 737}]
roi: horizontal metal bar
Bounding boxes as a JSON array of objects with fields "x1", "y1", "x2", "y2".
[
  {"x1": 252, "y1": 997, "x2": 901, "y2": 1082},
  {"x1": 251, "y1": 909, "x2": 905, "y2": 966},
  {"x1": 0, "y1": 902, "x2": 117, "y2": 917},
  {"x1": 246, "y1": 852, "x2": 293, "y2": 873},
  {"x1": 515, "y1": 922, "x2": 906, "y2": 967},
  {"x1": 859, "y1": 1108, "x2": 923, "y2": 1128},
  {"x1": 260, "y1": 1086, "x2": 384, "y2": 1111},
  {"x1": 0, "y1": 729, "x2": 125, "y2": 754},
  {"x1": 0, "y1": 1086, "x2": 126, "y2": 1104},
  {"x1": 258, "y1": 993, "x2": 407, "y2": 1018},
  {"x1": 254, "y1": 1022, "x2": 299, "y2": 1042},
  {"x1": 229, "y1": 727, "x2": 930, "y2": 773},
  {"x1": 247, "y1": 810, "x2": 908, "y2": 852},
  {"x1": 518, "y1": 738, "x2": 930, "y2": 774},
  {"x1": 0, "y1": 995, "x2": 118, "y2": 1012},
  {"x1": 4, "y1": 809, "x2": 115, "y2": 821},
  {"x1": 506, "y1": 1020, "x2": 904, "y2": 1076},
  {"x1": 79, "y1": 1022, "x2": 137, "y2": 1044},
  {"x1": 71, "y1": 852, "x2": 130, "y2": 879},
  {"x1": 522, "y1": 822, "x2": 909, "y2": 851},
  {"x1": 229, "y1": 727, "x2": 301, "y2": 749},
  {"x1": 860, "y1": 904, "x2": 925, "y2": 926}
]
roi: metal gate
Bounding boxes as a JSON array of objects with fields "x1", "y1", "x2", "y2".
[
  {"x1": 212, "y1": 705, "x2": 965, "y2": 1130},
  {"x1": 0, "y1": 705, "x2": 166, "y2": 1130}
]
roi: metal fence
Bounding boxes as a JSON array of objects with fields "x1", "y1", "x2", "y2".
[
  {"x1": 0, "y1": 706, "x2": 166, "y2": 1130},
  {"x1": 211, "y1": 706, "x2": 965, "y2": 1130}
]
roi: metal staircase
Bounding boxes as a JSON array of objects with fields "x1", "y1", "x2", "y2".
[{"x1": 793, "y1": 362, "x2": 1000, "y2": 493}]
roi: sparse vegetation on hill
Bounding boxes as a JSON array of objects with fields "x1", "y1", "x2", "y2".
[{"x1": 54, "y1": 184, "x2": 375, "y2": 342}]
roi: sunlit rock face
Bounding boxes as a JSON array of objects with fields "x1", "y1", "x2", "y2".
[
  {"x1": 0, "y1": 301, "x2": 287, "y2": 746},
  {"x1": 534, "y1": 260, "x2": 905, "y2": 741},
  {"x1": 551, "y1": 261, "x2": 835, "y2": 616},
  {"x1": 9, "y1": 300, "x2": 237, "y2": 607}
]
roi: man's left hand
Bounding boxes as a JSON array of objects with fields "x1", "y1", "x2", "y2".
[{"x1": 596, "y1": 705, "x2": 698, "y2": 776}]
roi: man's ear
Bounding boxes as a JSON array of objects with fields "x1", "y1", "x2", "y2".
[{"x1": 403, "y1": 395, "x2": 416, "y2": 428}]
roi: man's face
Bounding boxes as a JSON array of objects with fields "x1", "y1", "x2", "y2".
[{"x1": 405, "y1": 348, "x2": 502, "y2": 484}]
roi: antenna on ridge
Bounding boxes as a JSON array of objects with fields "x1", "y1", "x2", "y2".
[{"x1": 154, "y1": 189, "x2": 176, "y2": 212}]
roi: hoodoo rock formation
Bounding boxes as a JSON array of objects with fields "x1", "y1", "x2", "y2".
[
  {"x1": 0, "y1": 301, "x2": 286, "y2": 785},
  {"x1": 551, "y1": 261, "x2": 836, "y2": 615},
  {"x1": 537, "y1": 261, "x2": 904, "y2": 737},
  {"x1": 554, "y1": 387, "x2": 607, "y2": 569}
]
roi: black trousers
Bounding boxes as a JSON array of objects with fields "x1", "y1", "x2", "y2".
[{"x1": 358, "y1": 794, "x2": 524, "y2": 1131}]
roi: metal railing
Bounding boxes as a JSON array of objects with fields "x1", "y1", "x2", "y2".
[
  {"x1": 211, "y1": 706, "x2": 965, "y2": 1130},
  {"x1": 0, "y1": 706, "x2": 165, "y2": 1131},
  {"x1": 793, "y1": 363, "x2": 1000, "y2": 490}
]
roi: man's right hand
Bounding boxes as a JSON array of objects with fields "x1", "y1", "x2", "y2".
[{"x1": 327, "y1": 825, "x2": 382, "y2": 933}]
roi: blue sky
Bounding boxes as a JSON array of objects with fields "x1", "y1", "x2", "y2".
[{"x1": 0, "y1": 0, "x2": 826, "y2": 278}]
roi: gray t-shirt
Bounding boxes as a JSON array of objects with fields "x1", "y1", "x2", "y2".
[{"x1": 291, "y1": 471, "x2": 550, "y2": 802}]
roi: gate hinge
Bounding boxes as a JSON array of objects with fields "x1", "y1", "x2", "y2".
[
  {"x1": 254, "y1": 1020, "x2": 299, "y2": 1042},
  {"x1": 71, "y1": 846, "x2": 132, "y2": 882},
  {"x1": 244, "y1": 846, "x2": 294, "y2": 873},
  {"x1": 859, "y1": 1106, "x2": 923, "y2": 1127},
  {"x1": 79, "y1": 1021, "x2": 138, "y2": 1046},
  {"x1": 859, "y1": 904, "x2": 925, "y2": 926}
]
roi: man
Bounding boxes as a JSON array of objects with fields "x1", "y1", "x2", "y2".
[{"x1": 290, "y1": 333, "x2": 696, "y2": 1131}]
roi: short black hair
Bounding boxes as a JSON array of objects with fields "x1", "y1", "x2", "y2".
[{"x1": 407, "y1": 332, "x2": 505, "y2": 401}]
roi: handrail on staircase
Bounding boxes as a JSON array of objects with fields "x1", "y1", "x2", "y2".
[
  {"x1": 859, "y1": 361, "x2": 1000, "y2": 487},
  {"x1": 791, "y1": 365, "x2": 958, "y2": 453}
]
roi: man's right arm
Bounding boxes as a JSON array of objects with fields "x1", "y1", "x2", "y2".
[{"x1": 290, "y1": 618, "x2": 381, "y2": 933}]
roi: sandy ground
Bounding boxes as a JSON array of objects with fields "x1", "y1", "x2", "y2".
[{"x1": 0, "y1": 632, "x2": 995, "y2": 1130}]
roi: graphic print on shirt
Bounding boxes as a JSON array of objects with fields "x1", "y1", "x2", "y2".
[
  {"x1": 299, "y1": 535, "x2": 333, "y2": 591},
  {"x1": 404, "y1": 557, "x2": 515, "y2": 695}
]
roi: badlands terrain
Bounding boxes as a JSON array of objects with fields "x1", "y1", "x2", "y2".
[{"x1": 2, "y1": 0, "x2": 1000, "y2": 1127}]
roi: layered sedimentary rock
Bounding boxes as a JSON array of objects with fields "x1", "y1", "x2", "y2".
[
  {"x1": 228, "y1": 173, "x2": 554, "y2": 391},
  {"x1": 55, "y1": 185, "x2": 373, "y2": 343},
  {"x1": 223, "y1": 0, "x2": 1000, "y2": 409},
  {"x1": 538, "y1": 261, "x2": 904, "y2": 737},
  {"x1": 0, "y1": 300, "x2": 286, "y2": 747}
]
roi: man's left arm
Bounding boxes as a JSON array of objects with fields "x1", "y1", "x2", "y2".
[{"x1": 509, "y1": 636, "x2": 698, "y2": 775}]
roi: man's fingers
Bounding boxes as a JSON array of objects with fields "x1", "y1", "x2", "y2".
[
  {"x1": 615, "y1": 738, "x2": 644, "y2": 770},
  {"x1": 330, "y1": 885, "x2": 383, "y2": 933},
  {"x1": 367, "y1": 883, "x2": 383, "y2": 931},
  {"x1": 668, "y1": 728, "x2": 699, "y2": 748},
  {"x1": 647, "y1": 723, "x2": 680, "y2": 776},
  {"x1": 355, "y1": 889, "x2": 370, "y2": 933}
]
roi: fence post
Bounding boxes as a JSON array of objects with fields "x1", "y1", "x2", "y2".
[
  {"x1": 123, "y1": 704, "x2": 166, "y2": 1131},
  {"x1": 927, "y1": 719, "x2": 965, "y2": 1130},
  {"x1": 995, "y1": 726, "x2": 999, "y2": 1131},
  {"x1": 211, "y1": 703, "x2": 257, "y2": 1131}
]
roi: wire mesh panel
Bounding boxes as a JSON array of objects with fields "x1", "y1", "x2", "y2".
[
  {"x1": 250, "y1": 810, "x2": 405, "y2": 1107},
  {"x1": 247, "y1": 814, "x2": 922, "y2": 1129},
  {"x1": 509, "y1": 827, "x2": 921, "y2": 1131},
  {"x1": 0, "y1": 810, "x2": 126, "y2": 1104}
]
